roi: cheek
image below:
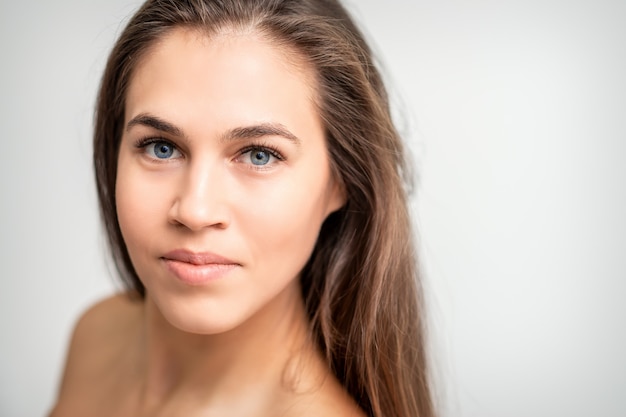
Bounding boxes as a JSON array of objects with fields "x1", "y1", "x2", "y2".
[
  {"x1": 115, "y1": 157, "x2": 171, "y2": 255},
  {"x1": 234, "y1": 167, "x2": 334, "y2": 273}
]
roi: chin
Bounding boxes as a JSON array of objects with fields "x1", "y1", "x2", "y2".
[
  {"x1": 149, "y1": 291, "x2": 252, "y2": 336},
  {"x1": 169, "y1": 312, "x2": 236, "y2": 335}
]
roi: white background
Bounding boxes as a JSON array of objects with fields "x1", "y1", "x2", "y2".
[{"x1": 1, "y1": 1, "x2": 624, "y2": 416}]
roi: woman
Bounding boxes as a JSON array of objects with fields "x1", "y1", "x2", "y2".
[{"x1": 50, "y1": 1, "x2": 436, "y2": 416}]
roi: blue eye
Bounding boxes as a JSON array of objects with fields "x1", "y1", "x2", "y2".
[
  {"x1": 146, "y1": 141, "x2": 180, "y2": 159},
  {"x1": 237, "y1": 146, "x2": 283, "y2": 169},
  {"x1": 250, "y1": 149, "x2": 271, "y2": 165}
]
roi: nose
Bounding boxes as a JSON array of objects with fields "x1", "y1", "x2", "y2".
[{"x1": 168, "y1": 162, "x2": 230, "y2": 231}]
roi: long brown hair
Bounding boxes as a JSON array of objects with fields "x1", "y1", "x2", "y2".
[{"x1": 94, "y1": 1, "x2": 435, "y2": 416}]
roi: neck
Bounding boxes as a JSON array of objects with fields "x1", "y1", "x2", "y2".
[{"x1": 132, "y1": 282, "x2": 322, "y2": 412}]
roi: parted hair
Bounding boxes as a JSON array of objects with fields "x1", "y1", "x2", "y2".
[{"x1": 94, "y1": 1, "x2": 435, "y2": 416}]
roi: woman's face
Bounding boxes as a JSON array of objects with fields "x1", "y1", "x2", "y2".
[{"x1": 116, "y1": 28, "x2": 344, "y2": 334}]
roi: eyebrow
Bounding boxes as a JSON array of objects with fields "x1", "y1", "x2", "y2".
[
  {"x1": 126, "y1": 113, "x2": 184, "y2": 137},
  {"x1": 126, "y1": 113, "x2": 301, "y2": 145},
  {"x1": 222, "y1": 124, "x2": 300, "y2": 144}
]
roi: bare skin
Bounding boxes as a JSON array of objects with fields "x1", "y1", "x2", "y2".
[
  {"x1": 50, "y1": 29, "x2": 363, "y2": 417},
  {"x1": 49, "y1": 292, "x2": 364, "y2": 417}
]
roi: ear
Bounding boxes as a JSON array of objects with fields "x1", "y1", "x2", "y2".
[{"x1": 324, "y1": 176, "x2": 347, "y2": 217}]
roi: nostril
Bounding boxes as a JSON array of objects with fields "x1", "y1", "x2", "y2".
[{"x1": 167, "y1": 190, "x2": 231, "y2": 232}]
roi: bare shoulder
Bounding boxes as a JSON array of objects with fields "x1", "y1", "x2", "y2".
[
  {"x1": 284, "y1": 373, "x2": 367, "y2": 417},
  {"x1": 48, "y1": 293, "x2": 143, "y2": 416},
  {"x1": 311, "y1": 382, "x2": 367, "y2": 417},
  {"x1": 74, "y1": 292, "x2": 142, "y2": 332},
  {"x1": 63, "y1": 292, "x2": 142, "y2": 361}
]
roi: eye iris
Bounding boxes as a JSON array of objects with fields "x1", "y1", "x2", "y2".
[
  {"x1": 154, "y1": 143, "x2": 173, "y2": 159},
  {"x1": 251, "y1": 150, "x2": 270, "y2": 165}
]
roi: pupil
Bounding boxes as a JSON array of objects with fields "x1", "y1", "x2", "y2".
[
  {"x1": 156, "y1": 143, "x2": 172, "y2": 158},
  {"x1": 252, "y1": 150, "x2": 270, "y2": 165}
]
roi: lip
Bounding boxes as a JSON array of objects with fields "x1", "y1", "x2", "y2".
[{"x1": 161, "y1": 249, "x2": 240, "y2": 285}]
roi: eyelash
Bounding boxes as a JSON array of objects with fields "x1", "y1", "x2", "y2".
[
  {"x1": 237, "y1": 142, "x2": 285, "y2": 162},
  {"x1": 134, "y1": 136, "x2": 174, "y2": 150},
  {"x1": 134, "y1": 137, "x2": 180, "y2": 160},
  {"x1": 133, "y1": 137, "x2": 285, "y2": 164}
]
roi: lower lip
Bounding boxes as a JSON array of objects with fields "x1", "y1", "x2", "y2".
[{"x1": 163, "y1": 259, "x2": 238, "y2": 285}]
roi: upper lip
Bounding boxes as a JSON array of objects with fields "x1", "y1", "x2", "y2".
[{"x1": 162, "y1": 249, "x2": 239, "y2": 265}]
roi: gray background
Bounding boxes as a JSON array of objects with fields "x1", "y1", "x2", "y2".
[{"x1": 1, "y1": 0, "x2": 625, "y2": 416}]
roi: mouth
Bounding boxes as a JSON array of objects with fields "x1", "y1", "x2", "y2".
[
  {"x1": 161, "y1": 249, "x2": 240, "y2": 285},
  {"x1": 162, "y1": 249, "x2": 239, "y2": 265}
]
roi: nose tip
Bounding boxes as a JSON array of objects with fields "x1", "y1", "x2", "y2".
[
  {"x1": 168, "y1": 168, "x2": 230, "y2": 231},
  {"x1": 169, "y1": 198, "x2": 229, "y2": 231}
]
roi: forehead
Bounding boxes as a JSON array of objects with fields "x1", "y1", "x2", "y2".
[{"x1": 123, "y1": 27, "x2": 321, "y2": 137}]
